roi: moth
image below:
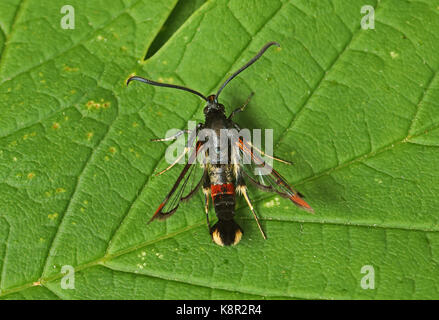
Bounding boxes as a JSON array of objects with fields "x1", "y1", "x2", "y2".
[{"x1": 127, "y1": 42, "x2": 313, "y2": 246}]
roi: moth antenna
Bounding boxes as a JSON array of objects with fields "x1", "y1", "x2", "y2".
[
  {"x1": 215, "y1": 41, "x2": 280, "y2": 100},
  {"x1": 127, "y1": 76, "x2": 208, "y2": 102}
]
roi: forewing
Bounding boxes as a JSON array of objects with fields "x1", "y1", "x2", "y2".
[
  {"x1": 236, "y1": 138, "x2": 313, "y2": 212},
  {"x1": 150, "y1": 142, "x2": 206, "y2": 222}
]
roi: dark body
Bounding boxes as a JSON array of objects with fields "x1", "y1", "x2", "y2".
[
  {"x1": 202, "y1": 100, "x2": 243, "y2": 246},
  {"x1": 126, "y1": 42, "x2": 313, "y2": 246}
]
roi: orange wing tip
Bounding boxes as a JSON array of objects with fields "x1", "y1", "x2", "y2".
[
  {"x1": 290, "y1": 194, "x2": 314, "y2": 214},
  {"x1": 148, "y1": 202, "x2": 165, "y2": 224}
]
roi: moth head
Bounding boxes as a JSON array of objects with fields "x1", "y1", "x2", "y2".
[{"x1": 203, "y1": 95, "x2": 225, "y2": 115}]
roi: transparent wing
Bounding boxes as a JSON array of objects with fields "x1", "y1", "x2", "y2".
[
  {"x1": 235, "y1": 137, "x2": 313, "y2": 212},
  {"x1": 150, "y1": 141, "x2": 206, "y2": 222}
]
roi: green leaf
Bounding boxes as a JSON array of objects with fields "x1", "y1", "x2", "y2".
[{"x1": 1, "y1": 0, "x2": 439, "y2": 300}]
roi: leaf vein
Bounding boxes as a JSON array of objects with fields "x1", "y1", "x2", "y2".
[
  {"x1": 0, "y1": 0, "x2": 142, "y2": 84},
  {"x1": 274, "y1": 2, "x2": 381, "y2": 151},
  {"x1": 0, "y1": 0, "x2": 27, "y2": 75}
]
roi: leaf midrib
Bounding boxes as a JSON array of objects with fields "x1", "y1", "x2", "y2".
[{"x1": 2, "y1": 214, "x2": 433, "y2": 299}]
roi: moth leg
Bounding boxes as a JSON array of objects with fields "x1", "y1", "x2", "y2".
[
  {"x1": 242, "y1": 171, "x2": 273, "y2": 193},
  {"x1": 244, "y1": 139, "x2": 292, "y2": 165},
  {"x1": 228, "y1": 92, "x2": 254, "y2": 119},
  {"x1": 154, "y1": 146, "x2": 189, "y2": 176},
  {"x1": 151, "y1": 129, "x2": 191, "y2": 142},
  {"x1": 236, "y1": 174, "x2": 267, "y2": 240},
  {"x1": 202, "y1": 173, "x2": 211, "y2": 233},
  {"x1": 204, "y1": 193, "x2": 210, "y2": 229}
]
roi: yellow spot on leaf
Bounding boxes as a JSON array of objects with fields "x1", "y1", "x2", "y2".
[
  {"x1": 48, "y1": 212, "x2": 59, "y2": 221},
  {"x1": 85, "y1": 99, "x2": 110, "y2": 110},
  {"x1": 56, "y1": 187, "x2": 66, "y2": 194},
  {"x1": 27, "y1": 172, "x2": 35, "y2": 179},
  {"x1": 52, "y1": 122, "x2": 60, "y2": 130},
  {"x1": 63, "y1": 65, "x2": 79, "y2": 72}
]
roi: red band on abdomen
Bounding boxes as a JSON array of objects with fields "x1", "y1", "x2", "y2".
[{"x1": 211, "y1": 183, "x2": 235, "y2": 198}]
